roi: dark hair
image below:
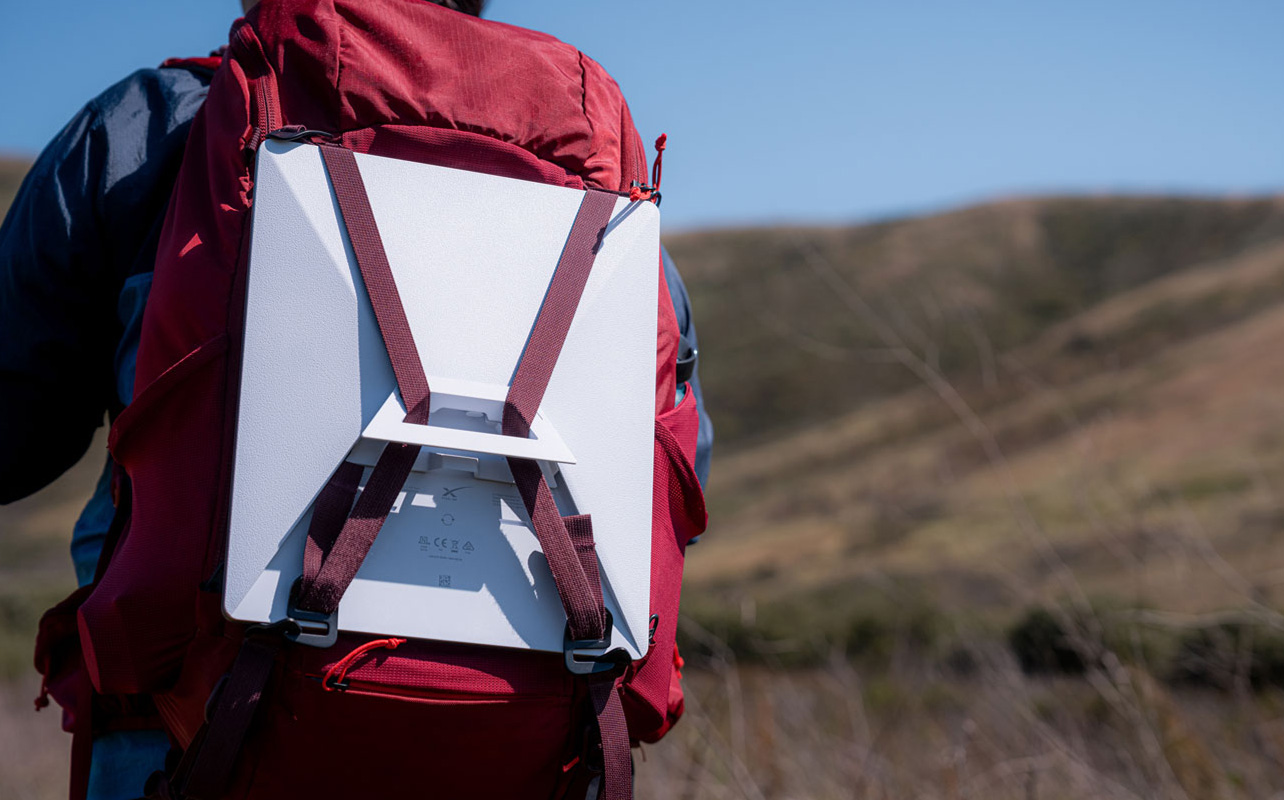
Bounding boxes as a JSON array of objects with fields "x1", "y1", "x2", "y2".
[{"x1": 433, "y1": 0, "x2": 485, "y2": 15}]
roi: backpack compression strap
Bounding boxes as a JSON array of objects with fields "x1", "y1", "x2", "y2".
[
  {"x1": 286, "y1": 145, "x2": 433, "y2": 621},
  {"x1": 495, "y1": 187, "x2": 634, "y2": 800},
  {"x1": 501, "y1": 186, "x2": 619, "y2": 642}
]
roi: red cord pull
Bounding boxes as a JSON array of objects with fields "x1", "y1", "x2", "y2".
[
  {"x1": 34, "y1": 678, "x2": 50, "y2": 711},
  {"x1": 323, "y1": 637, "x2": 406, "y2": 690},
  {"x1": 651, "y1": 133, "x2": 666, "y2": 191},
  {"x1": 629, "y1": 134, "x2": 668, "y2": 205}
]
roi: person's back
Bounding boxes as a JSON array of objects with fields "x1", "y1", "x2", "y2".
[{"x1": 4, "y1": 2, "x2": 711, "y2": 798}]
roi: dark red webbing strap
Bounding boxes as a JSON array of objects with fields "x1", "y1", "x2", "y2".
[
  {"x1": 69, "y1": 673, "x2": 93, "y2": 800},
  {"x1": 320, "y1": 145, "x2": 430, "y2": 424},
  {"x1": 568, "y1": 512, "x2": 630, "y2": 800},
  {"x1": 527, "y1": 191, "x2": 631, "y2": 800},
  {"x1": 502, "y1": 189, "x2": 617, "y2": 642},
  {"x1": 180, "y1": 637, "x2": 279, "y2": 800},
  {"x1": 502, "y1": 189, "x2": 617, "y2": 437},
  {"x1": 292, "y1": 146, "x2": 433, "y2": 615},
  {"x1": 588, "y1": 675, "x2": 633, "y2": 800},
  {"x1": 302, "y1": 460, "x2": 364, "y2": 588},
  {"x1": 296, "y1": 442, "x2": 420, "y2": 615},
  {"x1": 507, "y1": 460, "x2": 604, "y2": 640},
  {"x1": 564, "y1": 513, "x2": 603, "y2": 608}
]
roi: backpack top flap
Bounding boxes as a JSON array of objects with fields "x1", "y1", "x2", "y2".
[{"x1": 249, "y1": 0, "x2": 647, "y2": 192}]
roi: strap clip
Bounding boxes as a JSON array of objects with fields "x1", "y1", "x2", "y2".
[
  {"x1": 246, "y1": 578, "x2": 338, "y2": 648},
  {"x1": 266, "y1": 125, "x2": 335, "y2": 143},
  {"x1": 285, "y1": 577, "x2": 339, "y2": 648},
  {"x1": 564, "y1": 609, "x2": 630, "y2": 675}
]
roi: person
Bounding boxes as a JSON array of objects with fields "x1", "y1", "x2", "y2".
[{"x1": 0, "y1": 1, "x2": 711, "y2": 797}]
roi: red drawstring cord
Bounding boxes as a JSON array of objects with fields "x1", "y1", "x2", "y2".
[
  {"x1": 322, "y1": 637, "x2": 406, "y2": 691},
  {"x1": 651, "y1": 133, "x2": 666, "y2": 191},
  {"x1": 628, "y1": 133, "x2": 667, "y2": 204},
  {"x1": 34, "y1": 677, "x2": 50, "y2": 711}
]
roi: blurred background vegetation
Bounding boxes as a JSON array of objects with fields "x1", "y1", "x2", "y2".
[{"x1": 4, "y1": 154, "x2": 1284, "y2": 797}]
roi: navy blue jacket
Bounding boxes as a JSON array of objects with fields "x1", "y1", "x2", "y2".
[{"x1": 0, "y1": 66, "x2": 212, "y2": 585}]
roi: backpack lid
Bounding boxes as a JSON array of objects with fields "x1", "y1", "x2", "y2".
[{"x1": 224, "y1": 140, "x2": 659, "y2": 658}]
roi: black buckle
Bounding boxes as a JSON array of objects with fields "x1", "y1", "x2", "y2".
[
  {"x1": 675, "y1": 343, "x2": 697, "y2": 386},
  {"x1": 629, "y1": 180, "x2": 662, "y2": 207},
  {"x1": 246, "y1": 578, "x2": 338, "y2": 648},
  {"x1": 564, "y1": 609, "x2": 630, "y2": 675},
  {"x1": 266, "y1": 125, "x2": 335, "y2": 143},
  {"x1": 286, "y1": 578, "x2": 339, "y2": 648}
]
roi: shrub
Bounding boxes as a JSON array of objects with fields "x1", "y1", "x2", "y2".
[
  {"x1": 1008, "y1": 607, "x2": 1087, "y2": 675},
  {"x1": 1169, "y1": 622, "x2": 1284, "y2": 690}
]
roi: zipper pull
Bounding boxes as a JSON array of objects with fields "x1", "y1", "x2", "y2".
[
  {"x1": 34, "y1": 677, "x2": 50, "y2": 711},
  {"x1": 322, "y1": 637, "x2": 406, "y2": 691}
]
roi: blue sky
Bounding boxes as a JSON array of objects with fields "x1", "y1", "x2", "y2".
[{"x1": 1, "y1": 0, "x2": 1280, "y2": 230}]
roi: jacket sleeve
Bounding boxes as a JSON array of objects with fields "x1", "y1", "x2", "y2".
[
  {"x1": 662, "y1": 247, "x2": 713, "y2": 487},
  {"x1": 0, "y1": 104, "x2": 118, "y2": 504},
  {"x1": 0, "y1": 67, "x2": 209, "y2": 507}
]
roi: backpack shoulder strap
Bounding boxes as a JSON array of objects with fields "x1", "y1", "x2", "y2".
[{"x1": 159, "y1": 52, "x2": 225, "y2": 76}]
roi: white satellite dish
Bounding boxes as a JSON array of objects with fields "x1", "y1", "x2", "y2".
[{"x1": 223, "y1": 140, "x2": 658, "y2": 658}]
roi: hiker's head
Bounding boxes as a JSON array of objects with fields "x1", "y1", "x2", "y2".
[
  {"x1": 240, "y1": 0, "x2": 484, "y2": 15},
  {"x1": 438, "y1": 0, "x2": 486, "y2": 14}
]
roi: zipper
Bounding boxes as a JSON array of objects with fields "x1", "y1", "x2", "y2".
[
  {"x1": 258, "y1": 80, "x2": 274, "y2": 148},
  {"x1": 305, "y1": 673, "x2": 562, "y2": 703},
  {"x1": 633, "y1": 130, "x2": 645, "y2": 192},
  {"x1": 246, "y1": 79, "x2": 275, "y2": 155},
  {"x1": 231, "y1": 22, "x2": 280, "y2": 158},
  {"x1": 304, "y1": 637, "x2": 567, "y2": 699}
]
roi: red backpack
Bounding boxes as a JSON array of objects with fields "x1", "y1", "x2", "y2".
[{"x1": 37, "y1": 3, "x2": 707, "y2": 798}]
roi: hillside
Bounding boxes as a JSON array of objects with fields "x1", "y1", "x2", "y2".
[
  {"x1": 0, "y1": 158, "x2": 29, "y2": 218},
  {"x1": 672, "y1": 194, "x2": 1284, "y2": 633},
  {"x1": 669, "y1": 196, "x2": 1284, "y2": 448}
]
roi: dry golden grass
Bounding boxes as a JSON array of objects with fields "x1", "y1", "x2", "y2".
[
  {"x1": 0, "y1": 157, "x2": 30, "y2": 219},
  {"x1": 638, "y1": 658, "x2": 1284, "y2": 800},
  {"x1": 0, "y1": 676, "x2": 70, "y2": 800}
]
